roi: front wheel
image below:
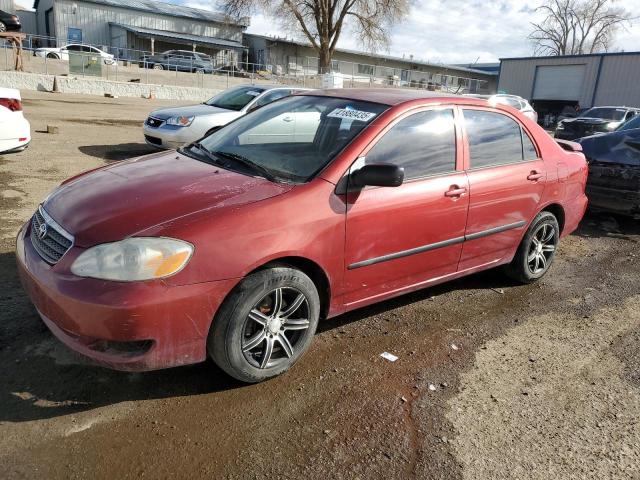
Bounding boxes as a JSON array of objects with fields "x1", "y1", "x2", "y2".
[
  {"x1": 47, "y1": 52, "x2": 59, "y2": 60},
  {"x1": 209, "y1": 267, "x2": 320, "y2": 383},
  {"x1": 152, "y1": 63, "x2": 164, "y2": 70},
  {"x1": 0, "y1": 21, "x2": 7, "y2": 33},
  {"x1": 505, "y1": 211, "x2": 559, "y2": 283}
]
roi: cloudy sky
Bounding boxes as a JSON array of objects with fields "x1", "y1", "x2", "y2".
[
  {"x1": 16, "y1": 0, "x2": 640, "y2": 63},
  {"x1": 179, "y1": 0, "x2": 640, "y2": 64}
]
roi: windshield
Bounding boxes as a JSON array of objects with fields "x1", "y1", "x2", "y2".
[
  {"x1": 194, "y1": 95, "x2": 389, "y2": 183},
  {"x1": 581, "y1": 107, "x2": 627, "y2": 121},
  {"x1": 205, "y1": 86, "x2": 266, "y2": 111},
  {"x1": 618, "y1": 116, "x2": 640, "y2": 131}
]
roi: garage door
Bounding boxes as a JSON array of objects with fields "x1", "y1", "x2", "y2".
[{"x1": 533, "y1": 65, "x2": 586, "y2": 101}]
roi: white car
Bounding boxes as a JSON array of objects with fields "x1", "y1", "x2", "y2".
[
  {"x1": 34, "y1": 44, "x2": 115, "y2": 65},
  {"x1": 0, "y1": 88, "x2": 30, "y2": 154},
  {"x1": 143, "y1": 85, "x2": 309, "y2": 150},
  {"x1": 465, "y1": 94, "x2": 538, "y2": 123}
]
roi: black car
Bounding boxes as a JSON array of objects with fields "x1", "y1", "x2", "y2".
[
  {"x1": 578, "y1": 117, "x2": 640, "y2": 217},
  {"x1": 556, "y1": 106, "x2": 640, "y2": 140},
  {"x1": 0, "y1": 9, "x2": 21, "y2": 32},
  {"x1": 139, "y1": 50, "x2": 213, "y2": 73}
]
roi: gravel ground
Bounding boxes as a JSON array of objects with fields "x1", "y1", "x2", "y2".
[{"x1": 1, "y1": 91, "x2": 639, "y2": 479}]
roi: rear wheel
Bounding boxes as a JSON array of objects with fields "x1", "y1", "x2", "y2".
[
  {"x1": 505, "y1": 211, "x2": 559, "y2": 283},
  {"x1": 209, "y1": 267, "x2": 320, "y2": 383},
  {"x1": 47, "y1": 52, "x2": 59, "y2": 60}
]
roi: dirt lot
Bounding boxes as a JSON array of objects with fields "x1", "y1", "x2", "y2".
[{"x1": 1, "y1": 91, "x2": 640, "y2": 479}]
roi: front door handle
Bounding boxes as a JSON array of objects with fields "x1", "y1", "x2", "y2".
[
  {"x1": 527, "y1": 171, "x2": 544, "y2": 181},
  {"x1": 283, "y1": 116, "x2": 294, "y2": 122},
  {"x1": 445, "y1": 186, "x2": 467, "y2": 198}
]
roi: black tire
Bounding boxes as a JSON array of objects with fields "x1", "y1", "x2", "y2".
[
  {"x1": 0, "y1": 22, "x2": 6, "y2": 33},
  {"x1": 47, "y1": 52, "x2": 59, "y2": 60},
  {"x1": 208, "y1": 267, "x2": 320, "y2": 383},
  {"x1": 505, "y1": 211, "x2": 560, "y2": 284},
  {"x1": 152, "y1": 63, "x2": 164, "y2": 70}
]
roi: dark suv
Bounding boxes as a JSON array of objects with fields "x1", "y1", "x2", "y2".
[
  {"x1": 0, "y1": 9, "x2": 21, "y2": 32},
  {"x1": 139, "y1": 50, "x2": 214, "y2": 73},
  {"x1": 555, "y1": 106, "x2": 640, "y2": 140}
]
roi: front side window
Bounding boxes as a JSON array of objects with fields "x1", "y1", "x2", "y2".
[
  {"x1": 205, "y1": 86, "x2": 267, "y2": 111},
  {"x1": 255, "y1": 89, "x2": 291, "y2": 108},
  {"x1": 366, "y1": 109, "x2": 457, "y2": 180},
  {"x1": 189, "y1": 96, "x2": 388, "y2": 183},
  {"x1": 463, "y1": 110, "x2": 528, "y2": 168}
]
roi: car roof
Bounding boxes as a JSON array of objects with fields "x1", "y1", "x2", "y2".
[{"x1": 300, "y1": 88, "x2": 485, "y2": 107}]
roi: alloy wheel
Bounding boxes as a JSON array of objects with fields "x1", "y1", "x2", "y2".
[
  {"x1": 0, "y1": 22, "x2": 6, "y2": 33},
  {"x1": 241, "y1": 287, "x2": 311, "y2": 369},
  {"x1": 527, "y1": 223, "x2": 556, "y2": 275}
]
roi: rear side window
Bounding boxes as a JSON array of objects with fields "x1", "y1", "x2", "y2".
[
  {"x1": 522, "y1": 131, "x2": 539, "y2": 160},
  {"x1": 366, "y1": 109, "x2": 456, "y2": 180},
  {"x1": 463, "y1": 110, "x2": 532, "y2": 168}
]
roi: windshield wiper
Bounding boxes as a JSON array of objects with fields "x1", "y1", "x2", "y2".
[
  {"x1": 181, "y1": 142, "x2": 225, "y2": 167},
  {"x1": 212, "y1": 151, "x2": 279, "y2": 182}
]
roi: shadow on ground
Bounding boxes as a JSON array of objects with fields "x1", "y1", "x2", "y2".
[
  {"x1": 1, "y1": 209, "x2": 636, "y2": 423},
  {"x1": 78, "y1": 143, "x2": 159, "y2": 162}
]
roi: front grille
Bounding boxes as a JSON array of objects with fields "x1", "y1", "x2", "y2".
[
  {"x1": 146, "y1": 116, "x2": 164, "y2": 128},
  {"x1": 30, "y1": 207, "x2": 74, "y2": 264}
]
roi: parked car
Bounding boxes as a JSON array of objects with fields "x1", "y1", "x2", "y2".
[
  {"x1": 555, "y1": 106, "x2": 640, "y2": 140},
  {"x1": 143, "y1": 84, "x2": 309, "y2": 149},
  {"x1": 465, "y1": 94, "x2": 538, "y2": 122},
  {"x1": 34, "y1": 44, "x2": 115, "y2": 65},
  {"x1": 213, "y1": 64, "x2": 251, "y2": 78},
  {"x1": 0, "y1": 88, "x2": 30, "y2": 153},
  {"x1": 0, "y1": 9, "x2": 21, "y2": 32},
  {"x1": 17, "y1": 90, "x2": 588, "y2": 383},
  {"x1": 139, "y1": 50, "x2": 213, "y2": 73},
  {"x1": 578, "y1": 123, "x2": 640, "y2": 217}
]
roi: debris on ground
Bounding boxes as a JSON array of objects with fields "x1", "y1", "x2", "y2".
[{"x1": 380, "y1": 352, "x2": 398, "y2": 362}]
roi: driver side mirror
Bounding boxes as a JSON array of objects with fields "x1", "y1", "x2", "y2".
[{"x1": 351, "y1": 164, "x2": 404, "y2": 189}]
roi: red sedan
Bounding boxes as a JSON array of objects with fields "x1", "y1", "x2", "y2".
[{"x1": 16, "y1": 89, "x2": 588, "y2": 383}]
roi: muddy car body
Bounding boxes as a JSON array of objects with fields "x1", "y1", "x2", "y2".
[
  {"x1": 17, "y1": 89, "x2": 588, "y2": 383},
  {"x1": 579, "y1": 123, "x2": 640, "y2": 217}
]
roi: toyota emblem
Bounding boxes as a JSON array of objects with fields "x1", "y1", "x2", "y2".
[{"x1": 38, "y1": 222, "x2": 48, "y2": 239}]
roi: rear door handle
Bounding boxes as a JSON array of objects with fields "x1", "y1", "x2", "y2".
[
  {"x1": 527, "y1": 171, "x2": 544, "y2": 181},
  {"x1": 445, "y1": 186, "x2": 467, "y2": 198}
]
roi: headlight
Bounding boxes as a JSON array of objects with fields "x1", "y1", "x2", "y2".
[
  {"x1": 166, "y1": 116, "x2": 195, "y2": 127},
  {"x1": 606, "y1": 122, "x2": 619, "y2": 130},
  {"x1": 71, "y1": 237, "x2": 193, "y2": 281}
]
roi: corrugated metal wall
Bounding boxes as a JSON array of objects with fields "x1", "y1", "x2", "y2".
[
  {"x1": 499, "y1": 54, "x2": 640, "y2": 108},
  {"x1": 593, "y1": 54, "x2": 640, "y2": 107},
  {"x1": 0, "y1": 0, "x2": 15, "y2": 12},
  {"x1": 47, "y1": 0, "x2": 243, "y2": 47}
]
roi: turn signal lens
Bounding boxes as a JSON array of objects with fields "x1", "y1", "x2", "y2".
[{"x1": 71, "y1": 237, "x2": 193, "y2": 282}]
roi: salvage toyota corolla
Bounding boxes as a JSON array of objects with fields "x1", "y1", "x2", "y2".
[{"x1": 17, "y1": 89, "x2": 588, "y2": 383}]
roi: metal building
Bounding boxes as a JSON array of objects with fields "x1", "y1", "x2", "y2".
[
  {"x1": 32, "y1": 0, "x2": 248, "y2": 63},
  {"x1": 498, "y1": 52, "x2": 640, "y2": 118}
]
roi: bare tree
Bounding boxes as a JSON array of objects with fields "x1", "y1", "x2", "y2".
[
  {"x1": 529, "y1": 0, "x2": 632, "y2": 56},
  {"x1": 220, "y1": 0, "x2": 410, "y2": 72}
]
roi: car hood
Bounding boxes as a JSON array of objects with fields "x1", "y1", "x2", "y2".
[
  {"x1": 566, "y1": 117, "x2": 618, "y2": 125},
  {"x1": 44, "y1": 151, "x2": 293, "y2": 247},
  {"x1": 150, "y1": 104, "x2": 238, "y2": 120}
]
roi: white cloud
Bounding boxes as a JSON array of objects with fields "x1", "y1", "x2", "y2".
[{"x1": 175, "y1": 0, "x2": 640, "y2": 63}]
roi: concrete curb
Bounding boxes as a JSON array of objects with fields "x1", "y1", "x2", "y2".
[{"x1": 0, "y1": 71, "x2": 220, "y2": 101}]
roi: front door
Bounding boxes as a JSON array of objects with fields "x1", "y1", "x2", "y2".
[
  {"x1": 459, "y1": 108, "x2": 546, "y2": 270},
  {"x1": 343, "y1": 107, "x2": 469, "y2": 308}
]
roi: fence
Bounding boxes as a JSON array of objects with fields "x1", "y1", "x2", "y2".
[{"x1": 1, "y1": 33, "x2": 491, "y2": 95}]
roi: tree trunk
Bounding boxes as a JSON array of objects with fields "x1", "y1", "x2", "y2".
[{"x1": 318, "y1": 46, "x2": 332, "y2": 74}]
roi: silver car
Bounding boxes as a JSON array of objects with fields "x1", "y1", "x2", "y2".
[
  {"x1": 143, "y1": 85, "x2": 309, "y2": 149},
  {"x1": 465, "y1": 94, "x2": 538, "y2": 123}
]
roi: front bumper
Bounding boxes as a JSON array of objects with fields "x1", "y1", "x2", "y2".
[
  {"x1": 16, "y1": 223, "x2": 238, "y2": 371},
  {"x1": 143, "y1": 123, "x2": 196, "y2": 150},
  {"x1": 586, "y1": 184, "x2": 640, "y2": 217}
]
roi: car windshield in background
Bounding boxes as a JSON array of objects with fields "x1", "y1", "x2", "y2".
[
  {"x1": 205, "y1": 86, "x2": 266, "y2": 111},
  {"x1": 194, "y1": 96, "x2": 388, "y2": 183},
  {"x1": 618, "y1": 116, "x2": 640, "y2": 131},
  {"x1": 582, "y1": 107, "x2": 627, "y2": 121}
]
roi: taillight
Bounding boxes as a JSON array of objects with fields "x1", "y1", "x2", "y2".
[{"x1": 0, "y1": 98, "x2": 22, "y2": 112}]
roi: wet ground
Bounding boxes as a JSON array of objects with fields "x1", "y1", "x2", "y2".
[{"x1": 1, "y1": 91, "x2": 640, "y2": 479}]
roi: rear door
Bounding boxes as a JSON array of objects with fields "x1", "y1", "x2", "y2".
[
  {"x1": 343, "y1": 107, "x2": 469, "y2": 307},
  {"x1": 459, "y1": 108, "x2": 546, "y2": 270}
]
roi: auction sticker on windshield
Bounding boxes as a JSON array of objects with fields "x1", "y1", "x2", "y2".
[{"x1": 328, "y1": 108, "x2": 377, "y2": 122}]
